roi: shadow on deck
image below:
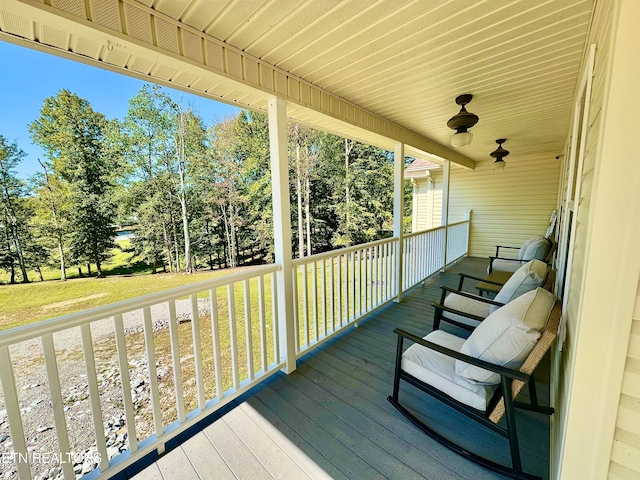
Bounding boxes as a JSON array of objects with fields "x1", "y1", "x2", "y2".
[{"x1": 122, "y1": 257, "x2": 550, "y2": 480}]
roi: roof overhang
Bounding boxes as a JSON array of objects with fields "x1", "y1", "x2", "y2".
[{"x1": 0, "y1": 0, "x2": 475, "y2": 169}]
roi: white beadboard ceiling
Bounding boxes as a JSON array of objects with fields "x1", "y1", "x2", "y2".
[{"x1": 0, "y1": 0, "x2": 595, "y2": 166}]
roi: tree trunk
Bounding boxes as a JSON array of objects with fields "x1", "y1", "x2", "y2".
[
  {"x1": 57, "y1": 239, "x2": 67, "y2": 281},
  {"x1": 344, "y1": 139, "x2": 352, "y2": 246},
  {"x1": 305, "y1": 174, "x2": 312, "y2": 257},
  {"x1": 163, "y1": 223, "x2": 173, "y2": 273},
  {"x1": 10, "y1": 223, "x2": 29, "y2": 283},
  {"x1": 87, "y1": 263, "x2": 92, "y2": 276},
  {"x1": 169, "y1": 208, "x2": 181, "y2": 272},
  {"x1": 36, "y1": 266, "x2": 44, "y2": 282},
  {"x1": 40, "y1": 161, "x2": 66, "y2": 281},
  {"x1": 4, "y1": 232, "x2": 15, "y2": 284},
  {"x1": 296, "y1": 142, "x2": 304, "y2": 258},
  {"x1": 177, "y1": 108, "x2": 193, "y2": 274}
]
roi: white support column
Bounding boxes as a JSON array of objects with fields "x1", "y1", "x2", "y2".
[
  {"x1": 268, "y1": 97, "x2": 296, "y2": 374},
  {"x1": 465, "y1": 209, "x2": 472, "y2": 256},
  {"x1": 393, "y1": 143, "x2": 405, "y2": 302},
  {"x1": 441, "y1": 160, "x2": 451, "y2": 270}
]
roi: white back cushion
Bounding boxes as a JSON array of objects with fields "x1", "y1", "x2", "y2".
[
  {"x1": 455, "y1": 288, "x2": 556, "y2": 385},
  {"x1": 519, "y1": 235, "x2": 550, "y2": 261},
  {"x1": 490, "y1": 259, "x2": 547, "y2": 314}
]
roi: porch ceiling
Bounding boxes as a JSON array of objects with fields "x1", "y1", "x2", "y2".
[{"x1": 0, "y1": 0, "x2": 594, "y2": 165}]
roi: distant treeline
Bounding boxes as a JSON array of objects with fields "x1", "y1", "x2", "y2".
[{"x1": 0, "y1": 85, "x2": 410, "y2": 284}]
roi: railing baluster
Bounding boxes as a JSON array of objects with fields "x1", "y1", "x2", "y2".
[
  {"x1": 114, "y1": 313, "x2": 137, "y2": 454},
  {"x1": 142, "y1": 306, "x2": 163, "y2": 440},
  {"x1": 271, "y1": 272, "x2": 280, "y2": 365},
  {"x1": 381, "y1": 243, "x2": 387, "y2": 301},
  {"x1": 321, "y1": 259, "x2": 327, "y2": 338},
  {"x1": 366, "y1": 247, "x2": 375, "y2": 311},
  {"x1": 312, "y1": 260, "x2": 319, "y2": 343},
  {"x1": 350, "y1": 251, "x2": 356, "y2": 321},
  {"x1": 189, "y1": 295, "x2": 206, "y2": 410},
  {"x1": 258, "y1": 276, "x2": 267, "y2": 373},
  {"x1": 358, "y1": 249, "x2": 363, "y2": 317},
  {"x1": 420, "y1": 234, "x2": 424, "y2": 279},
  {"x1": 302, "y1": 263, "x2": 309, "y2": 348},
  {"x1": 343, "y1": 253, "x2": 349, "y2": 323},
  {"x1": 227, "y1": 284, "x2": 239, "y2": 390},
  {"x1": 80, "y1": 324, "x2": 109, "y2": 472},
  {"x1": 0, "y1": 347, "x2": 31, "y2": 480},
  {"x1": 354, "y1": 249, "x2": 368, "y2": 320},
  {"x1": 42, "y1": 334, "x2": 75, "y2": 480},
  {"x1": 375, "y1": 245, "x2": 380, "y2": 307},
  {"x1": 168, "y1": 300, "x2": 185, "y2": 422},
  {"x1": 329, "y1": 258, "x2": 335, "y2": 332},
  {"x1": 243, "y1": 280, "x2": 254, "y2": 381},
  {"x1": 209, "y1": 289, "x2": 223, "y2": 400},
  {"x1": 337, "y1": 255, "x2": 342, "y2": 327},
  {"x1": 292, "y1": 267, "x2": 299, "y2": 354}
]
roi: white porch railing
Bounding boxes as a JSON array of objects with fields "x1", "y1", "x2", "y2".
[
  {"x1": 0, "y1": 219, "x2": 471, "y2": 480},
  {"x1": 291, "y1": 237, "x2": 398, "y2": 357},
  {"x1": 0, "y1": 264, "x2": 282, "y2": 480},
  {"x1": 402, "y1": 226, "x2": 446, "y2": 291},
  {"x1": 446, "y1": 220, "x2": 471, "y2": 267}
]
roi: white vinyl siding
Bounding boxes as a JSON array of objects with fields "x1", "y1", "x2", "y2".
[
  {"x1": 552, "y1": 0, "x2": 640, "y2": 477},
  {"x1": 609, "y1": 284, "x2": 640, "y2": 478},
  {"x1": 554, "y1": 0, "x2": 613, "y2": 474},
  {"x1": 411, "y1": 177, "x2": 436, "y2": 231},
  {"x1": 441, "y1": 154, "x2": 560, "y2": 258}
]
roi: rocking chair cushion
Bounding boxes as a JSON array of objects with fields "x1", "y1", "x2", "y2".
[
  {"x1": 442, "y1": 293, "x2": 491, "y2": 327},
  {"x1": 456, "y1": 288, "x2": 556, "y2": 385},
  {"x1": 490, "y1": 259, "x2": 547, "y2": 314},
  {"x1": 402, "y1": 330, "x2": 498, "y2": 410},
  {"x1": 518, "y1": 235, "x2": 550, "y2": 261}
]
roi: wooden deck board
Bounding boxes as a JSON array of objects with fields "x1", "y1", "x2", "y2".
[
  {"x1": 128, "y1": 257, "x2": 551, "y2": 480},
  {"x1": 222, "y1": 404, "x2": 314, "y2": 480},
  {"x1": 181, "y1": 429, "x2": 236, "y2": 480},
  {"x1": 203, "y1": 417, "x2": 274, "y2": 479},
  {"x1": 155, "y1": 445, "x2": 200, "y2": 480}
]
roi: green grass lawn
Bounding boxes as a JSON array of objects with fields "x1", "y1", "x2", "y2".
[{"x1": 0, "y1": 240, "x2": 249, "y2": 330}]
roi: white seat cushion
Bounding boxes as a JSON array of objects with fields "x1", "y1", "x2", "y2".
[
  {"x1": 456, "y1": 288, "x2": 555, "y2": 385},
  {"x1": 402, "y1": 330, "x2": 498, "y2": 411},
  {"x1": 490, "y1": 259, "x2": 547, "y2": 314},
  {"x1": 442, "y1": 292, "x2": 491, "y2": 328}
]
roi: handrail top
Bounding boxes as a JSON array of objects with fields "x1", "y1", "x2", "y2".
[
  {"x1": 291, "y1": 237, "x2": 398, "y2": 266},
  {"x1": 403, "y1": 220, "x2": 469, "y2": 240},
  {"x1": 0, "y1": 263, "x2": 281, "y2": 349},
  {"x1": 403, "y1": 225, "x2": 445, "y2": 239}
]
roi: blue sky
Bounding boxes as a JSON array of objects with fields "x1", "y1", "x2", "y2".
[{"x1": 0, "y1": 41, "x2": 240, "y2": 179}]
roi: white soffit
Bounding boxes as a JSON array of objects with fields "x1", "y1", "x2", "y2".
[{"x1": 0, "y1": 0, "x2": 594, "y2": 167}]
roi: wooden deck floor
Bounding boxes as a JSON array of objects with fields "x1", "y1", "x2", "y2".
[{"x1": 122, "y1": 257, "x2": 551, "y2": 480}]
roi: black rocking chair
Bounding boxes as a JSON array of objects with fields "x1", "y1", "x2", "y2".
[{"x1": 388, "y1": 301, "x2": 561, "y2": 480}]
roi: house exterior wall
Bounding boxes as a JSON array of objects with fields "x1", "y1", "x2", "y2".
[
  {"x1": 410, "y1": 176, "x2": 439, "y2": 232},
  {"x1": 552, "y1": 0, "x2": 640, "y2": 478},
  {"x1": 608, "y1": 280, "x2": 640, "y2": 478},
  {"x1": 442, "y1": 155, "x2": 560, "y2": 258}
]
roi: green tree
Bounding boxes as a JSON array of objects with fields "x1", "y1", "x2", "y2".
[
  {"x1": 0, "y1": 136, "x2": 31, "y2": 283},
  {"x1": 29, "y1": 89, "x2": 118, "y2": 276},
  {"x1": 30, "y1": 160, "x2": 72, "y2": 280}
]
